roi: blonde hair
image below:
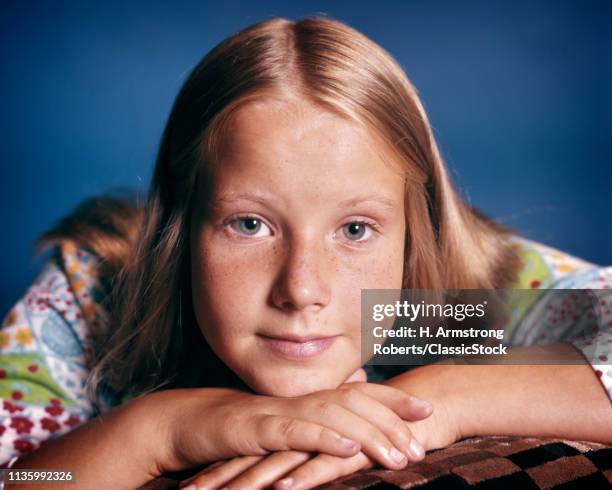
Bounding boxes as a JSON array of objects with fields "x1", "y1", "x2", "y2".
[{"x1": 38, "y1": 16, "x2": 519, "y2": 407}]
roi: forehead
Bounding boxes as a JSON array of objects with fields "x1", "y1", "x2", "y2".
[{"x1": 209, "y1": 97, "x2": 405, "y2": 197}]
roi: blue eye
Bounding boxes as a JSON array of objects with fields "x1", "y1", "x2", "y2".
[
  {"x1": 342, "y1": 222, "x2": 369, "y2": 241},
  {"x1": 230, "y1": 217, "x2": 271, "y2": 237},
  {"x1": 240, "y1": 218, "x2": 260, "y2": 234}
]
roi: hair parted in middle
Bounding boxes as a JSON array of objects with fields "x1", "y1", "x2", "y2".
[{"x1": 38, "y1": 16, "x2": 520, "y2": 407}]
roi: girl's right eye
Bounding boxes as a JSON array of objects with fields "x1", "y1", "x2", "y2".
[{"x1": 228, "y1": 216, "x2": 272, "y2": 238}]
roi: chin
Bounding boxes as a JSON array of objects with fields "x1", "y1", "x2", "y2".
[{"x1": 244, "y1": 365, "x2": 345, "y2": 397}]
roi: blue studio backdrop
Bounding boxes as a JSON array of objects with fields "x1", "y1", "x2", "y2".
[{"x1": 1, "y1": 0, "x2": 610, "y2": 315}]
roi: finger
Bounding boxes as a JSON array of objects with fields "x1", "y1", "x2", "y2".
[
  {"x1": 289, "y1": 399, "x2": 412, "y2": 469},
  {"x1": 252, "y1": 415, "x2": 362, "y2": 457},
  {"x1": 343, "y1": 367, "x2": 367, "y2": 383},
  {"x1": 341, "y1": 381, "x2": 433, "y2": 421},
  {"x1": 194, "y1": 459, "x2": 229, "y2": 475},
  {"x1": 179, "y1": 455, "x2": 264, "y2": 489},
  {"x1": 320, "y1": 386, "x2": 425, "y2": 462},
  {"x1": 219, "y1": 451, "x2": 311, "y2": 490},
  {"x1": 273, "y1": 452, "x2": 374, "y2": 490},
  {"x1": 180, "y1": 461, "x2": 228, "y2": 488}
]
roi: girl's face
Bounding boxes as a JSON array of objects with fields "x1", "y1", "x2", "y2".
[{"x1": 190, "y1": 97, "x2": 406, "y2": 396}]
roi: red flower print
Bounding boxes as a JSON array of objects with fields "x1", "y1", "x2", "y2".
[
  {"x1": 44, "y1": 404, "x2": 64, "y2": 417},
  {"x1": 11, "y1": 391, "x2": 23, "y2": 401},
  {"x1": 530, "y1": 280, "x2": 541, "y2": 289},
  {"x1": 41, "y1": 417, "x2": 61, "y2": 433},
  {"x1": 64, "y1": 415, "x2": 80, "y2": 427},
  {"x1": 27, "y1": 364, "x2": 38, "y2": 373},
  {"x1": 0, "y1": 424, "x2": 5, "y2": 436},
  {"x1": 50, "y1": 398, "x2": 61, "y2": 406},
  {"x1": 0, "y1": 369, "x2": 6, "y2": 379},
  {"x1": 14, "y1": 439, "x2": 34, "y2": 454},
  {"x1": 10, "y1": 416, "x2": 33, "y2": 434},
  {"x1": 3, "y1": 400, "x2": 24, "y2": 413}
]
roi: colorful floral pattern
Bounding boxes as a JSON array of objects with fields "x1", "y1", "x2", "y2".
[
  {"x1": 0, "y1": 242, "x2": 106, "y2": 465},
  {"x1": 506, "y1": 238, "x2": 612, "y2": 397},
  {"x1": 0, "y1": 237, "x2": 610, "y2": 465}
]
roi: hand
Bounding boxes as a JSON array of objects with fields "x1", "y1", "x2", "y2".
[
  {"x1": 157, "y1": 368, "x2": 431, "y2": 474},
  {"x1": 177, "y1": 401, "x2": 457, "y2": 490},
  {"x1": 383, "y1": 365, "x2": 460, "y2": 452},
  {"x1": 178, "y1": 450, "x2": 374, "y2": 490},
  {"x1": 177, "y1": 368, "x2": 434, "y2": 490},
  {"x1": 178, "y1": 398, "x2": 458, "y2": 490}
]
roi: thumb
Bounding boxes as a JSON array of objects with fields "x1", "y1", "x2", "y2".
[{"x1": 344, "y1": 367, "x2": 367, "y2": 384}]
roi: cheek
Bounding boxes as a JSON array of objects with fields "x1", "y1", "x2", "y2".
[
  {"x1": 337, "y1": 231, "x2": 405, "y2": 291},
  {"x1": 191, "y1": 234, "x2": 275, "y2": 341},
  {"x1": 335, "y1": 236, "x2": 405, "y2": 334}
]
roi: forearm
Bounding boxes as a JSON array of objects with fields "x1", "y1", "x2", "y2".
[
  {"x1": 6, "y1": 386, "x2": 244, "y2": 490},
  {"x1": 384, "y1": 343, "x2": 612, "y2": 445},
  {"x1": 7, "y1": 396, "x2": 160, "y2": 490}
]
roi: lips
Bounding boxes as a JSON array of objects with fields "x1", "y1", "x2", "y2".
[
  {"x1": 258, "y1": 334, "x2": 339, "y2": 360},
  {"x1": 263, "y1": 333, "x2": 337, "y2": 343}
]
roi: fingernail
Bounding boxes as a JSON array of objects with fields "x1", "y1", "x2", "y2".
[
  {"x1": 277, "y1": 477, "x2": 294, "y2": 489},
  {"x1": 181, "y1": 485, "x2": 196, "y2": 490},
  {"x1": 410, "y1": 396, "x2": 432, "y2": 414},
  {"x1": 340, "y1": 437, "x2": 358, "y2": 450},
  {"x1": 409, "y1": 438, "x2": 424, "y2": 459},
  {"x1": 389, "y1": 447, "x2": 406, "y2": 464}
]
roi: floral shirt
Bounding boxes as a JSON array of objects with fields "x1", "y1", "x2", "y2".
[{"x1": 0, "y1": 237, "x2": 610, "y2": 465}]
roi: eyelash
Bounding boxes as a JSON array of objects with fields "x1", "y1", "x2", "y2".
[{"x1": 224, "y1": 215, "x2": 381, "y2": 244}]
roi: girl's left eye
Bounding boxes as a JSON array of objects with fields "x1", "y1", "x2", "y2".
[
  {"x1": 229, "y1": 217, "x2": 271, "y2": 237},
  {"x1": 340, "y1": 222, "x2": 375, "y2": 242}
]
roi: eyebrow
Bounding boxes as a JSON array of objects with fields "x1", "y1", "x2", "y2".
[
  {"x1": 213, "y1": 192, "x2": 280, "y2": 206},
  {"x1": 214, "y1": 193, "x2": 398, "y2": 210},
  {"x1": 338, "y1": 195, "x2": 399, "y2": 210}
]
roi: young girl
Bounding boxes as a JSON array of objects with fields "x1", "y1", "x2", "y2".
[{"x1": 1, "y1": 16, "x2": 610, "y2": 490}]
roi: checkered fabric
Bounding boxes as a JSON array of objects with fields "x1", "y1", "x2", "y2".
[{"x1": 141, "y1": 436, "x2": 612, "y2": 489}]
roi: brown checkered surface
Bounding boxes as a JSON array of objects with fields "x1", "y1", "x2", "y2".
[{"x1": 140, "y1": 436, "x2": 612, "y2": 489}]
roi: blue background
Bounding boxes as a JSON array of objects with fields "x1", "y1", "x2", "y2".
[{"x1": 1, "y1": 0, "x2": 610, "y2": 315}]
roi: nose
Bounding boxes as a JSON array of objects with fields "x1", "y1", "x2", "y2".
[{"x1": 270, "y1": 235, "x2": 332, "y2": 313}]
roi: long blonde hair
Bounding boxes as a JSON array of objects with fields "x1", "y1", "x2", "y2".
[{"x1": 38, "y1": 16, "x2": 519, "y2": 407}]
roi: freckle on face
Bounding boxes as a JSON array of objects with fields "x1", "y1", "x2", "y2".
[{"x1": 190, "y1": 97, "x2": 407, "y2": 396}]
